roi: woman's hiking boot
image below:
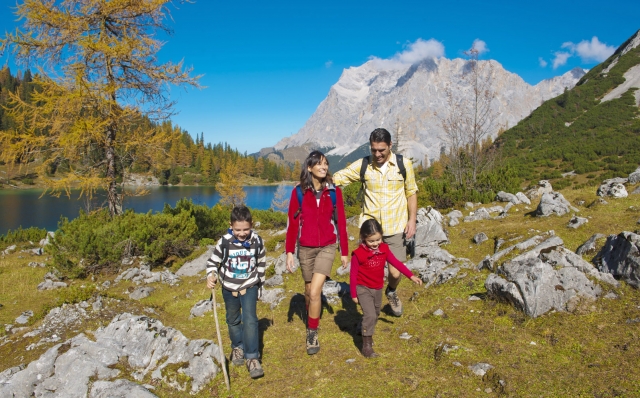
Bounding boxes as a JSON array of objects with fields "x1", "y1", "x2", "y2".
[
  {"x1": 306, "y1": 328, "x2": 320, "y2": 355},
  {"x1": 230, "y1": 347, "x2": 245, "y2": 366},
  {"x1": 246, "y1": 358, "x2": 264, "y2": 379},
  {"x1": 362, "y1": 336, "x2": 379, "y2": 358}
]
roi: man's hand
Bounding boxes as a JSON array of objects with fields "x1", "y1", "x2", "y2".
[
  {"x1": 206, "y1": 274, "x2": 217, "y2": 289},
  {"x1": 286, "y1": 252, "x2": 295, "y2": 273},
  {"x1": 340, "y1": 256, "x2": 349, "y2": 269},
  {"x1": 404, "y1": 219, "x2": 417, "y2": 240},
  {"x1": 352, "y1": 297, "x2": 359, "y2": 304}
]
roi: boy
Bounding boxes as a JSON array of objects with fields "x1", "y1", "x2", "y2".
[{"x1": 206, "y1": 206, "x2": 266, "y2": 379}]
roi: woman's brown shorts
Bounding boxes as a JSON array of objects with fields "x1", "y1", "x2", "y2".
[{"x1": 298, "y1": 243, "x2": 337, "y2": 282}]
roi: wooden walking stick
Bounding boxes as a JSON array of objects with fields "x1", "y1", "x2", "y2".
[{"x1": 211, "y1": 287, "x2": 230, "y2": 391}]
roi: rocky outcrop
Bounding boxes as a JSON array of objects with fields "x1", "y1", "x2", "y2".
[
  {"x1": 567, "y1": 216, "x2": 589, "y2": 229},
  {"x1": 176, "y1": 246, "x2": 214, "y2": 277},
  {"x1": 526, "y1": 180, "x2": 553, "y2": 200},
  {"x1": 0, "y1": 314, "x2": 222, "y2": 396},
  {"x1": 597, "y1": 178, "x2": 629, "y2": 198},
  {"x1": 595, "y1": 231, "x2": 640, "y2": 288},
  {"x1": 535, "y1": 192, "x2": 578, "y2": 217},
  {"x1": 576, "y1": 234, "x2": 606, "y2": 256}
]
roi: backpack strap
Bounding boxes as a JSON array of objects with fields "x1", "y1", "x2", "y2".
[
  {"x1": 293, "y1": 185, "x2": 304, "y2": 219},
  {"x1": 218, "y1": 236, "x2": 230, "y2": 285},
  {"x1": 359, "y1": 156, "x2": 370, "y2": 184},
  {"x1": 396, "y1": 154, "x2": 406, "y2": 180},
  {"x1": 328, "y1": 188, "x2": 338, "y2": 225}
]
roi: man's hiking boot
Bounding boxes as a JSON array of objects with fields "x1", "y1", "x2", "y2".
[
  {"x1": 230, "y1": 347, "x2": 245, "y2": 366},
  {"x1": 246, "y1": 358, "x2": 264, "y2": 379},
  {"x1": 385, "y1": 287, "x2": 403, "y2": 316},
  {"x1": 362, "y1": 336, "x2": 379, "y2": 358},
  {"x1": 306, "y1": 328, "x2": 320, "y2": 355}
]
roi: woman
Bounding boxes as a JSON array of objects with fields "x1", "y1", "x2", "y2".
[{"x1": 285, "y1": 150, "x2": 349, "y2": 355}]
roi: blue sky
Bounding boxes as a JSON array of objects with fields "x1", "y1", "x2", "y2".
[{"x1": 1, "y1": 0, "x2": 639, "y2": 154}]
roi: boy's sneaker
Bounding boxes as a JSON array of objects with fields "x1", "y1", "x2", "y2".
[
  {"x1": 230, "y1": 347, "x2": 245, "y2": 366},
  {"x1": 246, "y1": 358, "x2": 264, "y2": 379},
  {"x1": 385, "y1": 287, "x2": 403, "y2": 316},
  {"x1": 306, "y1": 328, "x2": 320, "y2": 355}
]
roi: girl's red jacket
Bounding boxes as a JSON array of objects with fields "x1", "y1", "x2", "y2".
[{"x1": 285, "y1": 184, "x2": 349, "y2": 256}]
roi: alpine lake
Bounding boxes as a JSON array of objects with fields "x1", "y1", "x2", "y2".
[{"x1": 0, "y1": 185, "x2": 290, "y2": 235}]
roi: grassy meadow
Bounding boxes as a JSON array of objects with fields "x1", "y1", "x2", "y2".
[{"x1": 1, "y1": 185, "x2": 640, "y2": 397}]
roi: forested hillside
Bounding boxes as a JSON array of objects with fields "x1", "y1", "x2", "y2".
[
  {"x1": 496, "y1": 30, "x2": 640, "y2": 188},
  {"x1": 0, "y1": 67, "x2": 293, "y2": 187}
]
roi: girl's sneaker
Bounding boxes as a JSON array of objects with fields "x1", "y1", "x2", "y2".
[
  {"x1": 230, "y1": 347, "x2": 245, "y2": 366},
  {"x1": 246, "y1": 358, "x2": 264, "y2": 379}
]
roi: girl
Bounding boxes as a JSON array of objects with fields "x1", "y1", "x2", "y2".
[
  {"x1": 285, "y1": 150, "x2": 349, "y2": 355},
  {"x1": 348, "y1": 219, "x2": 422, "y2": 358}
]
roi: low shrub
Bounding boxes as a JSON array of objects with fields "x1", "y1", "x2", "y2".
[
  {"x1": 0, "y1": 226, "x2": 48, "y2": 249},
  {"x1": 252, "y1": 209, "x2": 287, "y2": 230}
]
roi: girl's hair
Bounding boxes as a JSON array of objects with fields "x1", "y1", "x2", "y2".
[
  {"x1": 299, "y1": 150, "x2": 332, "y2": 190},
  {"x1": 359, "y1": 219, "x2": 383, "y2": 241}
]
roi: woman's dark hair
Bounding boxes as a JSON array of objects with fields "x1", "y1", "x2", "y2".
[
  {"x1": 359, "y1": 219, "x2": 383, "y2": 241},
  {"x1": 369, "y1": 128, "x2": 392, "y2": 145},
  {"x1": 299, "y1": 150, "x2": 332, "y2": 190},
  {"x1": 231, "y1": 205, "x2": 252, "y2": 224}
]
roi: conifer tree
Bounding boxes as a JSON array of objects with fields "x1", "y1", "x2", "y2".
[{"x1": 0, "y1": 0, "x2": 200, "y2": 216}]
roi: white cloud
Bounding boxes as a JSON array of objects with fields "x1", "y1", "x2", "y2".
[
  {"x1": 552, "y1": 51, "x2": 572, "y2": 69},
  {"x1": 575, "y1": 37, "x2": 615, "y2": 62},
  {"x1": 325, "y1": 60, "x2": 333, "y2": 68},
  {"x1": 370, "y1": 38, "x2": 445, "y2": 69},
  {"x1": 551, "y1": 36, "x2": 615, "y2": 69},
  {"x1": 471, "y1": 39, "x2": 488, "y2": 55},
  {"x1": 538, "y1": 57, "x2": 548, "y2": 67}
]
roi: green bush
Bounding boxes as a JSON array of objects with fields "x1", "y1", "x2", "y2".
[
  {"x1": 181, "y1": 173, "x2": 195, "y2": 185},
  {"x1": 50, "y1": 209, "x2": 198, "y2": 276},
  {"x1": 163, "y1": 199, "x2": 230, "y2": 241},
  {"x1": 264, "y1": 235, "x2": 285, "y2": 252},
  {"x1": 251, "y1": 209, "x2": 287, "y2": 230},
  {"x1": 0, "y1": 226, "x2": 48, "y2": 249}
]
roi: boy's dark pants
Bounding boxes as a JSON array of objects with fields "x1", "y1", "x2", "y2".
[
  {"x1": 222, "y1": 285, "x2": 260, "y2": 359},
  {"x1": 356, "y1": 285, "x2": 382, "y2": 337}
]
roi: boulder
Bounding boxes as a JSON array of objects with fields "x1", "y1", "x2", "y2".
[
  {"x1": 629, "y1": 167, "x2": 640, "y2": 184},
  {"x1": 464, "y1": 207, "x2": 491, "y2": 222},
  {"x1": 0, "y1": 314, "x2": 222, "y2": 396},
  {"x1": 2, "y1": 244, "x2": 17, "y2": 256},
  {"x1": 414, "y1": 207, "x2": 449, "y2": 247},
  {"x1": 447, "y1": 210, "x2": 463, "y2": 219},
  {"x1": 567, "y1": 216, "x2": 589, "y2": 229},
  {"x1": 526, "y1": 180, "x2": 553, "y2": 200},
  {"x1": 576, "y1": 234, "x2": 606, "y2": 256},
  {"x1": 129, "y1": 287, "x2": 155, "y2": 300},
  {"x1": 15, "y1": 310, "x2": 34, "y2": 325},
  {"x1": 595, "y1": 231, "x2": 640, "y2": 288},
  {"x1": 176, "y1": 246, "x2": 215, "y2": 277},
  {"x1": 37, "y1": 280, "x2": 68, "y2": 291},
  {"x1": 90, "y1": 379, "x2": 157, "y2": 398},
  {"x1": 189, "y1": 299, "x2": 213, "y2": 318},
  {"x1": 597, "y1": 179, "x2": 628, "y2": 198},
  {"x1": 515, "y1": 192, "x2": 531, "y2": 205},
  {"x1": 473, "y1": 233, "x2": 488, "y2": 244},
  {"x1": 535, "y1": 192, "x2": 578, "y2": 217},
  {"x1": 264, "y1": 274, "x2": 284, "y2": 286},
  {"x1": 260, "y1": 287, "x2": 285, "y2": 309},
  {"x1": 496, "y1": 191, "x2": 519, "y2": 204},
  {"x1": 274, "y1": 251, "x2": 299, "y2": 275}
]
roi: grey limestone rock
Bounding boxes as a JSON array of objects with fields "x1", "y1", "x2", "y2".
[
  {"x1": 264, "y1": 274, "x2": 284, "y2": 286},
  {"x1": 2, "y1": 244, "x2": 16, "y2": 255},
  {"x1": 567, "y1": 215, "x2": 589, "y2": 229},
  {"x1": 597, "y1": 179, "x2": 628, "y2": 198},
  {"x1": 629, "y1": 167, "x2": 640, "y2": 184},
  {"x1": 447, "y1": 210, "x2": 463, "y2": 219},
  {"x1": 632, "y1": 186, "x2": 640, "y2": 195},
  {"x1": 274, "y1": 251, "x2": 299, "y2": 275},
  {"x1": 576, "y1": 234, "x2": 606, "y2": 256},
  {"x1": 129, "y1": 286, "x2": 155, "y2": 300},
  {"x1": 260, "y1": 288, "x2": 285, "y2": 309},
  {"x1": 473, "y1": 232, "x2": 488, "y2": 245},
  {"x1": 535, "y1": 191, "x2": 578, "y2": 217},
  {"x1": 469, "y1": 363, "x2": 494, "y2": 377},
  {"x1": 90, "y1": 379, "x2": 157, "y2": 398},
  {"x1": 189, "y1": 299, "x2": 213, "y2": 318},
  {"x1": 496, "y1": 191, "x2": 519, "y2": 204},
  {"x1": 176, "y1": 245, "x2": 215, "y2": 277},
  {"x1": 413, "y1": 207, "x2": 449, "y2": 247},
  {"x1": 515, "y1": 192, "x2": 531, "y2": 205},
  {"x1": 526, "y1": 180, "x2": 553, "y2": 200},
  {"x1": 448, "y1": 217, "x2": 460, "y2": 227},
  {"x1": 596, "y1": 231, "x2": 640, "y2": 288},
  {"x1": 37, "y1": 279, "x2": 68, "y2": 290},
  {"x1": 464, "y1": 207, "x2": 491, "y2": 222},
  {"x1": 15, "y1": 310, "x2": 34, "y2": 325}
]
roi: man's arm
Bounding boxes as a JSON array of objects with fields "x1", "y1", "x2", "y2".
[
  {"x1": 405, "y1": 193, "x2": 417, "y2": 239},
  {"x1": 332, "y1": 159, "x2": 364, "y2": 187}
]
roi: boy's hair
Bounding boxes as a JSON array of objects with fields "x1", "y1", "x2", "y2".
[
  {"x1": 359, "y1": 219, "x2": 383, "y2": 241},
  {"x1": 231, "y1": 205, "x2": 253, "y2": 224},
  {"x1": 369, "y1": 128, "x2": 392, "y2": 145}
]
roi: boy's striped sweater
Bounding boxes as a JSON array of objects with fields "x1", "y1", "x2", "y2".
[{"x1": 206, "y1": 230, "x2": 266, "y2": 292}]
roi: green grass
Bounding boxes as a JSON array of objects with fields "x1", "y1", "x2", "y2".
[{"x1": 1, "y1": 185, "x2": 640, "y2": 397}]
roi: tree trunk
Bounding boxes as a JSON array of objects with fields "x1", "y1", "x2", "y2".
[{"x1": 106, "y1": 126, "x2": 120, "y2": 216}]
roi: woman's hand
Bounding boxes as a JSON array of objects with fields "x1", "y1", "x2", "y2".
[
  {"x1": 410, "y1": 275, "x2": 423, "y2": 286},
  {"x1": 340, "y1": 256, "x2": 349, "y2": 269},
  {"x1": 286, "y1": 252, "x2": 295, "y2": 273},
  {"x1": 206, "y1": 274, "x2": 217, "y2": 289}
]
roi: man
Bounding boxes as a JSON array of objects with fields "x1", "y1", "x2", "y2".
[{"x1": 333, "y1": 128, "x2": 418, "y2": 316}]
